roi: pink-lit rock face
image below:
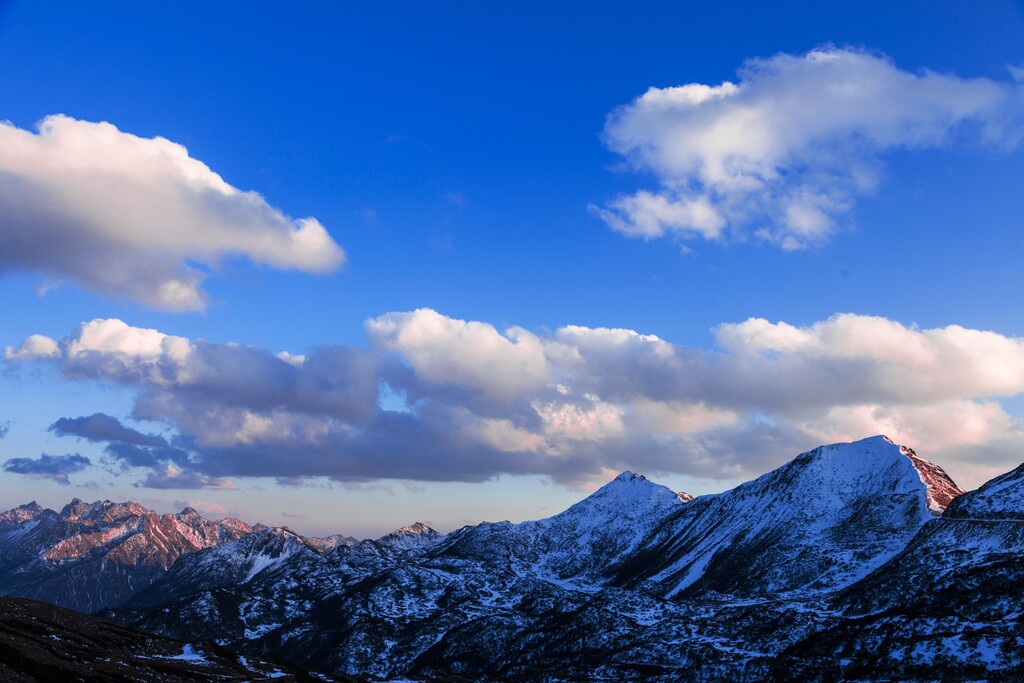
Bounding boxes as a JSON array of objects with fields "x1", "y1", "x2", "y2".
[
  {"x1": 894, "y1": 440, "x2": 965, "y2": 512},
  {"x1": 41, "y1": 501, "x2": 253, "y2": 568},
  {"x1": 0, "y1": 499, "x2": 256, "y2": 612},
  {"x1": 0, "y1": 501, "x2": 47, "y2": 532}
]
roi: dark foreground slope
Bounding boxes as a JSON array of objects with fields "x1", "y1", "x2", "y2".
[{"x1": 0, "y1": 595, "x2": 360, "y2": 682}]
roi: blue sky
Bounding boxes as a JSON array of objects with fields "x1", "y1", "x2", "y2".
[{"x1": 2, "y1": 1, "x2": 1024, "y2": 537}]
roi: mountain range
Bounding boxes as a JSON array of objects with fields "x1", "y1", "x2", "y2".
[{"x1": 2, "y1": 435, "x2": 1022, "y2": 681}]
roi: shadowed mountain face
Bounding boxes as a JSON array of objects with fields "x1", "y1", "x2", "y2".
[{"x1": 5, "y1": 436, "x2": 1024, "y2": 681}]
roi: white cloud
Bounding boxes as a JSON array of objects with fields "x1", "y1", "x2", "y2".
[
  {"x1": 10, "y1": 310, "x2": 1024, "y2": 489},
  {"x1": 802, "y1": 400, "x2": 1021, "y2": 454},
  {"x1": 628, "y1": 400, "x2": 738, "y2": 435},
  {"x1": 4, "y1": 334, "x2": 60, "y2": 361},
  {"x1": 0, "y1": 115, "x2": 345, "y2": 310},
  {"x1": 68, "y1": 318, "x2": 192, "y2": 365},
  {"x1": 596, "y1": 47, "x2": 1024, "y2": 248},
  {"x1": 714, "y1": 315, "x2": 1024, "y2": 403},
  {"x1": 533, "y1": 396, "x2": 626, "y2": 442},
  {"x1": 367, "y1": 308, "x2": 551, "y2": 404},
  {"x1": 589, "y1": 191, "x2": 724, "y2": 240}
]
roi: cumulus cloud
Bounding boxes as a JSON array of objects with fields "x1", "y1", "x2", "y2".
[
  {"x1": 4, "y1": 335, "x2": 60, "y2": 361},
  {"x1": 8, "y1": 318, "x2": 380, "y2": 422},
  {"x1": 3, "y1": 453, "x2": 91, "y2": 485},
  {"x1": 367, "y1": 309, "x2": 551, "y2": 405},
  {"x1": 11, "y1": 310, "x2": 1024, "y2": 489},
  {"x1": 594, "y1": 47, "x2": 1024, "y2": 249},
  {"x1": 0, "y1": 115, "x2": 345, "y2": 310}
]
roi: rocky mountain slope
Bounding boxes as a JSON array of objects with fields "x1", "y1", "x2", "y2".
[
  {"x1": 5, "y1": 435, "x2": 1022, "y2": 681},
  {"x1": 0, "y1": 499, "x2": 256, "y2": 612}
]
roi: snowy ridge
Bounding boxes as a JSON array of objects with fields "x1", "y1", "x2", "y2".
[
  {"x1": 943, "y1": 461, "x2": 1024, "y2": 520},
  {"x1": 305, "y1": 532, "x2": 358, "y2": 554},
  {"x1": 613, "y1": 436, "x2": 957, "y2": 600}
]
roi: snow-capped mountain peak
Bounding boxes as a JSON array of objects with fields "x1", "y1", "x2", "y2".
[
  {"x1": 777, "y1": 435, "x2": 962, "y2": 514},
  {"x1": 375, "y1": 522, "x2": 443, "y2": 551},
  {"x1": 613, "y1": 436, "x2": 966, "y2": 600},
  {"x1": 584, "y1": 469, "x2": 689, "y2": 508},
  {"x1": 392, "y1": 521, "x2": 434, "y2": 536}
]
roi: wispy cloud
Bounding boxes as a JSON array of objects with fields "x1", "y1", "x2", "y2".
[
  {"x1": 0, "y1": 115, "x2": 346, "y2": 310},
  {"x1": 138, "y1": 464, "x2": 236, "y2": 490},
  {"x1": 593, "y1": 46, "x2": 1024, "y2": 249},
  {"x1": 171, "y1": 499, "x2": 232, "y2": 516}
]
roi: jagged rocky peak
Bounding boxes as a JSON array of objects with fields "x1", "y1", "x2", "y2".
[
  {"x1": 0, "y1": 501, "x2": 52, "y2": 533},
  {"x1": 0, "y1": 500, "x2": 45, "y2": 520},
  {"x1": 230, "y1": 525, "x2": 323, "y2": 570},
  {"x1": 101, "y1": 500, "x2": 152, "y2": 522},
  {"x1": 59, "y1": 497, "x2": 90, "y2": 519},
  {"x1": 178, "y1": 506, "x2": 200, "y2": 516},
  {"x1": 217, "y1": 516, "x2": 255, "y2": 534},
  {"x1": 944, "y1": 461, "x2": 1024, "y2": 520},
  {"x1": 56, "y1": 498, "x2": 158, "y2": 525},
  {"x1": 243, "y1": 526, "x2": 300, "y2": 546}
]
